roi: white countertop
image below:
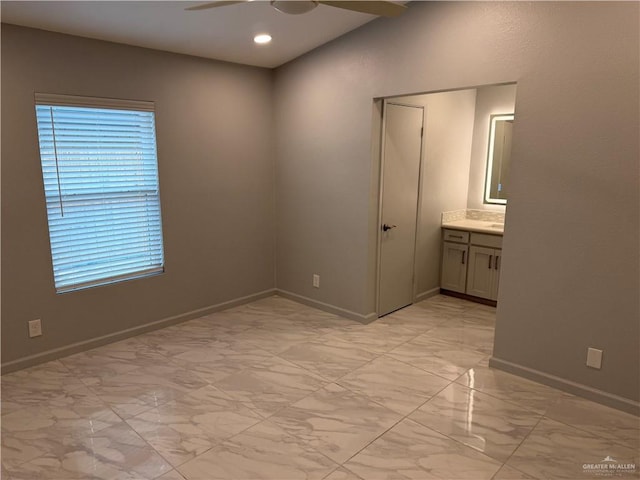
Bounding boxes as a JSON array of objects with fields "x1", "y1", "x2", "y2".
[{"x1": 442, "y1": 219, "x2": 504, "y2": 235}]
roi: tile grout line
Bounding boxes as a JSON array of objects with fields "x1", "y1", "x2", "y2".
[
  {"x1": 490, "y1": 413, "x2": 547, "y2": 479},
  {"x1": 334, "y1": 369, "x2": 458, "y2": 469}
]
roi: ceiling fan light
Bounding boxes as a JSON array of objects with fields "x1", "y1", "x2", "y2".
[{"x1": 270, "y1": 1, "x2": 318, "y2": 15}]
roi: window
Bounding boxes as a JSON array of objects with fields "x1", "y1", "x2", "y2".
[{"x1": 34, "y1": 94, "x2": 164, "y2": 293}]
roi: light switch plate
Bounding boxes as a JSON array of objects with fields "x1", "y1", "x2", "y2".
[
  {"x1": 28, "y1": 319, "x2": 42, "y2": 338},
  {"x1": 586, "y1": 347, "x2": 603, "y2": 369}
]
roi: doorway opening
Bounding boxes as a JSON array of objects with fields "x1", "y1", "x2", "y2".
[{"x1": 374, "y1": 83, "x2": 516, "y2": 317}]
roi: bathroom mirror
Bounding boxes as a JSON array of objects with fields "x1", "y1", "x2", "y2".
[{"x1": 484, "y1": 113, "x2": 514, "y2": 205}]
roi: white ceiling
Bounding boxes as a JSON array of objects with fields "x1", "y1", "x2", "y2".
[{"x1": 0, "y1": 1, "x2": 384, "y2": 68}]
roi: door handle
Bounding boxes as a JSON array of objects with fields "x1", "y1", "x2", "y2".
[{"x1": 382, "y1": 224, "x2": 397, "y2": 232}]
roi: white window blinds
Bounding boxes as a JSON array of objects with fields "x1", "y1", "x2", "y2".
[{"x1": 34, "y1": 94, "x2": 165, "y2": 293}]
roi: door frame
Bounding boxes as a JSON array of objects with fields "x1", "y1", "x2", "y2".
[{"x1": 375, "y1": 99, "x2": 427, "y2": 316}]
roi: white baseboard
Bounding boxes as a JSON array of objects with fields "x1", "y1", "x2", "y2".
[
  {"x1": 276, "y1": 289, "x2": 377, "y2": 324},
  {"x1": 489, "y1": 356, "x2": 640, "y2": 416},
  {"x1": 415, "y1": 287, "x2": 441, "y2": 303},
  {"x1": 1, "y1": 288, "x2": 277, "y2": 374}
]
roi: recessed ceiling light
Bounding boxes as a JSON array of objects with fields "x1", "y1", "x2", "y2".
[{"x1": 254, "y1": 34, "x2": 272, "y2": 45}]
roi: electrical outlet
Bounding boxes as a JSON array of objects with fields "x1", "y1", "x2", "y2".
[
  {"x1": 312, "y1": 274, "x2": 320, "y2": 288},
  {"x1": 586, "y1": 347, "x2": 603, "y2": 369},
  {"x1": 28, "y1": 319, "x2": 42, "y2": 338}
]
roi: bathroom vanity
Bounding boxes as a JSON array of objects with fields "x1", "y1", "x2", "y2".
[{"x1": 440, "y1": 214, "x2": 504, "y2": 305}]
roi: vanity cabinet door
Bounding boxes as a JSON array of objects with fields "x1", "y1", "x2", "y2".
[
  {"x1": 491, "y1": 251, "x2": 502, "y2": 300},
  {"x1": 441, "y1": 242, "x2": 468, "y2": 293},
  {"x1": 466, "y1": 246, "x2": 498, "y2": 300}
]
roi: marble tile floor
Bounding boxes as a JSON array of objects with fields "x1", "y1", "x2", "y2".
[{"x1": 2, "y1": 295, "x2": 639, "y2": 479}]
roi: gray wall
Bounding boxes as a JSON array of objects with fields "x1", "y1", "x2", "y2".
[
  {"x1": 394, "y1": 90, "x2": 477, "y2": 300},
  {"x1": 1, "y1": 25, "x2": 276, "y2": 365},
  {"x1": 467, "y1": 84, "x2": 517, "y2": 210},
  {"x1": 274, "y1": 2, "x2": 639, "y2": 404}
]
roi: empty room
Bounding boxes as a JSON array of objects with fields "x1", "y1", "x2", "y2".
[{"x1": 1, "y1": 1, "x2": 639, "y2": 479}]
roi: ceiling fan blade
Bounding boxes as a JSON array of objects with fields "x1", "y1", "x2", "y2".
[
  {"x1": 186, "y1": 1, "x2": 249, "y2": 11},
  {"x1": 318, "y1": 1, "x2": 406, "y2": 17}
]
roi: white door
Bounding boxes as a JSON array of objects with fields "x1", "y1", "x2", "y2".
[{"x1": 378, "y1": 102, "x2": 424, "y2": 316}]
